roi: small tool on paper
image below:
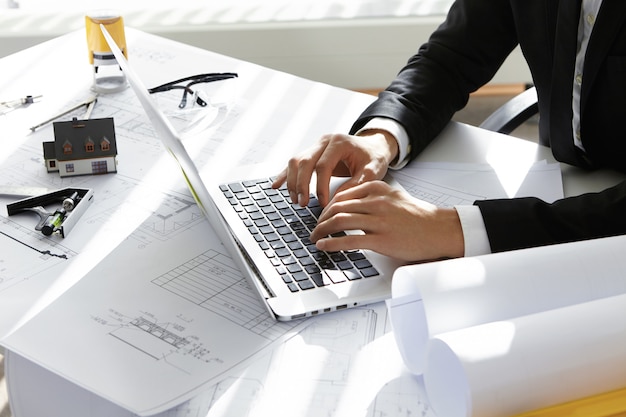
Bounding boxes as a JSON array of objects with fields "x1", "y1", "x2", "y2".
[
  {"x1": 30, "y1": 95, "x2": 98, "y2": 131},
  {"x1": 5, "y1": 187, "x2": 94, "y2": 237}
]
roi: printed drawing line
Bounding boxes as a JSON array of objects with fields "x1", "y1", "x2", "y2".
[
  {"x1": 0, "y1": 230, "x2": 69, "y2": 260},
  {"x1": 152, "y1": 249, "x2": 301, "y2": 340},
  {"x1": 391, "y1": 172, "x2": 485, "y2": 207},
  {"x1": 109, "y1": 316, "x2": 191, "y2": 361},
  {"x1": 102, "y1": 310, "x2": 226, "y2": 376},
  {"x1": 131, "y1": 316, "x2": 190, "y2": 349}
]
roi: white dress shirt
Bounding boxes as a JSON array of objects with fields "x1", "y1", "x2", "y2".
[
  {"x1": 572, "y1": 0, "x2": 603, "y2": 151},
  {"x1": 357, "y1": 0, "x2": 602, "y2": 256}
]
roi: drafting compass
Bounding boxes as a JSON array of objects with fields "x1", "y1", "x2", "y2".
[
  {"x1": 4, "y1": 187, "x2": 94, "y2": 238},
  {"x1": 29, "y1": 95, "x2": 97, "y2": 131}
]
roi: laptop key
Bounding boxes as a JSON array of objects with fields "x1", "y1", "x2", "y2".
[
  {"x1": 298, "y1": 280, "x2": 315, "y2": 290},
  {"x1": 265, "y1": 232, "x2": 280, "y2": 242},
  {"x1": 292, "y1": 271, "x2": 309, "y2": 282},
  {"x1": 259, "y1": 225, "x2": 274, "y2": 235},
  {"x1": 228, "y1": 182, "x2": 245, "y2": 193},
  {"x1": 305, "y1": 264, "x2": 321, "y2": 274},
  {"x1": 344, "y1": 269, "x2": 362, "y2": 281},
  {"x1": 355, "y1": 259, "x2": 373, "y2": 269},
  {"x1": 324, "y1": 269, "x2": 347, "y2": 284},
  {"x1": 267, "y1": 212, "x2": 281, "y2": 221},
  {"x1": 299, "y1": 256, "x2": 315, "y2": 267},
  {"x1": 347, "y1": 252, "x2": 366, "y2": 261},
  {"x1": 337, "y1": 260, "x2": 353, "y2": 270},
  {"x1": 309, "y1": 273, "x2": 328, "y2": 287},
  {"x1": 330, "y1": 252, "x2": 347, "y2": 262},
  {"x1": 360, "y1": 267, "x2": 379, "y2": 278}
]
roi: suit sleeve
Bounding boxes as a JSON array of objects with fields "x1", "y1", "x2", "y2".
[
  {"x1": 475, "y1": 180, "x2": 626, "y2": 253},
  {"x1": 349, "y1": 0, "x2": 519, "y2": 160}
]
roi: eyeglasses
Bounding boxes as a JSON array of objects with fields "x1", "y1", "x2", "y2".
[{"x1": 148, "y1": 73, "x2": 238, "y2": 109}]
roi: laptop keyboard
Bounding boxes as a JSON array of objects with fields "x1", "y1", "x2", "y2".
[{"x1": 219, "y1": 178, "x2": 380, "y2": 293}]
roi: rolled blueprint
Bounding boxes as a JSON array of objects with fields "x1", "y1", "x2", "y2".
[
  {"x1": 387, "y1": 234, "x2": 626, "y2": 374},
  {"x1": 424, "y1": 292, "x2": 626, "y2": 417}
]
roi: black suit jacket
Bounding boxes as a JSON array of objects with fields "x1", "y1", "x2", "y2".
[{"x1": 350, "y1": 0, "x2": 626, "y2": 252}]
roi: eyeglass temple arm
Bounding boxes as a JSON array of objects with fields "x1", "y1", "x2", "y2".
[{"x1": 148, "y1": 73, "x2": 238, "y2": 93}]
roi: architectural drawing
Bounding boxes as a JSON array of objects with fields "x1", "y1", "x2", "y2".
[
  {"x1": 98, "y1": 310, "x2": 226, "y2": 374},
  {"x1": 5, "y1": 305, "x2": 436, "y2": 417},
  {"x1": 1, "y1": 31, "x2": 559, "y2": 416},
  {"x1": 152, "y1": 249, "x2": 298, "y2": 339},
  {"x1": 154, "y1": 305, "x2": 436, "y2": 417},
  {"x1": 391, "y1": 172, "x2": 484, "y2": 207}
]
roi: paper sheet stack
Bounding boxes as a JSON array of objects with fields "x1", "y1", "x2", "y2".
[{"x1": 388, "y1": 234, "x2": 626, "y2": 417}]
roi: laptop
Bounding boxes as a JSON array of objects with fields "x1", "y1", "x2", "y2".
[{"x1": 101, "y1": 26, "x2": 403, "y2": 321}]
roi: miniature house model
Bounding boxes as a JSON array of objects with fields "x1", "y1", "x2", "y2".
[{"x1": 43, "y1": 117, "x2": 118, "y2": 177}]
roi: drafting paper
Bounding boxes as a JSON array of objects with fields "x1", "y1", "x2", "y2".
[
  {"x1": 6, "y1": 303, "x2": 435, "y2": 417},
  {"x1": 0, "y1": 27, "x2": 572, "y2": 417},
  {"x1": 0, "y1": 29, "x2": 378, "y2": 415},
  {"x1": 425, "y1": 293, "x2": 626, "y2": 417},
  {"x1": 396, "y1": 160, "x2": 563, "y2": 203},
  {"x1": 389, "y1": 234, "x2": 626, "y2": 374}
]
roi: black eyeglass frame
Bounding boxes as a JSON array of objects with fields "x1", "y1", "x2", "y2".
[{"x1": 148, "y1": 73, "x2": 238, "y2": 109}]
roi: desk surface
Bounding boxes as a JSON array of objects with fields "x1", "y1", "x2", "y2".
[
  {"x1": 1, "y1": 28, "x2": 624, "y2": 417},
  {"x1": 0, "y1": 27, "x2": 425, "y2": 417}
]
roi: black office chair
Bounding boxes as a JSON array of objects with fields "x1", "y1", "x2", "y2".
[{"x1": 478, "y1": 86, "x2": 538, "y2": 134}]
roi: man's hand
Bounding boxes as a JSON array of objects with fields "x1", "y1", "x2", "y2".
[
  {"x1": 272, "y1": 130, "x2": 398, "y2": 207},
  {"x1": 310, "y1": 181, "x2": 465, "y2": 262}
]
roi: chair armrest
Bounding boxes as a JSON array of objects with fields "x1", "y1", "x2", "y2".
[{"x1": 479, "y1": 86, "x2": 538, "y2": 134}]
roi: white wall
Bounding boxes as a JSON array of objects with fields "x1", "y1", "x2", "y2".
[
  {"x1": 153, "y1": 17, "x2": 530, "y2": 90},
  {"x1": 0, "y1": 12, "x2": 531, "y2": 90}
]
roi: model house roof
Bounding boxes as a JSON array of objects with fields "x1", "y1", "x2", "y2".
[{"x1": 50, "y1": 117, "x2": 117, "y2": 162}]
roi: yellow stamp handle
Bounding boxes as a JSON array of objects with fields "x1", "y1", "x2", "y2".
[{"x1": 85, "y1": 14, "x2": 127, "y2": 64}]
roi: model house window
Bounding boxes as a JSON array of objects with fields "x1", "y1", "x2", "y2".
[
  {"x1": 63, "y1": 140, "x2": 72, "y2": 154},
  {"x1": 50, "y1": 160, "x2": 56, "y2": 168},
  {"x1": 85, "y1": 137, "x2": 95, "y2": 152},
  {"x1": 92, "y1": 160, "x2": 108, "y2": 174},
  {"x1": 101, "y1": 137, "x2": 111, "y2": 151},
  {"x1": 65, "y1": 163, "x2": 74, "y2": 173}
]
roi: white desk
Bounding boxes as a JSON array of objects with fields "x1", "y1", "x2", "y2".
[{"x1": 1, "y1": 29, "x2": 623, "y2": 417}]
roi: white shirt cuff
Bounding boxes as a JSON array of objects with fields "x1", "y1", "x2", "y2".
[
  {"x1": 455, "y1": 205, "x2": 492, "y2": 257},
  {"x1": 357, "y1": 118, "x2": 411, "y2": 169}
]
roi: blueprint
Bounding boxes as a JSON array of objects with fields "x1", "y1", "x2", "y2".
[
  {"x1": 7, "y1": 303, "x2": 435, "y2": 417},
  {"x1": 1, "y1": 30, "x2": 425, "y2": 415},
  {"x1": 0, "y1": 42, "x2": 327, "y2": 413},
  {"x1": 1, "y1": 29, "x2": 562, "y2": 416}
]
